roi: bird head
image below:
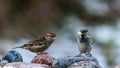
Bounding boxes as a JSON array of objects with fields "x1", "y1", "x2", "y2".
[
  {"x1": 78, "y1": 29, "x2": 89, "y2": 40},
  {"x1": 45, "y1": 33, "x2": 56, "y2": 42}
]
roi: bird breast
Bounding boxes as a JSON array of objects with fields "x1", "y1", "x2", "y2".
[{"x1": 77, "y1": 38, "x2": 92, "y2": 53}]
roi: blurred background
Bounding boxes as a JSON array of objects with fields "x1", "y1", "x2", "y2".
[{"x1": 0, "y1": 0, "x2": 120, "y2": 68}]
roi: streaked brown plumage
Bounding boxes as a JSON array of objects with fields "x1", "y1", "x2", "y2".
[{"x1": 13, "y1": 33, "x2": 56, "y2": 54}]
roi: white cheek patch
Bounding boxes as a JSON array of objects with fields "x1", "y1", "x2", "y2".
[
  {"x1": 78, "y1": 32, "x2": 82, "y2": 38},
  {"x1": 78, "y1": 32, "x2": 82, "y2": 35}
]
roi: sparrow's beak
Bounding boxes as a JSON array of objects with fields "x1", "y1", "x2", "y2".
[
  {"x1": 78, "y1": 32, "x2": 83, "y2": 38},
  {"x1": 78, "y1": 32, "x2": 83, "y2": 35}
]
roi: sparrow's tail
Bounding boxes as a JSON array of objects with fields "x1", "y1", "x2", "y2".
[
  {"x1": 12, "y1": 44, "x2": 27, "y2": 49},
  {"x1": 12, "y1": 46, "x2": 23, "y2": 49}
]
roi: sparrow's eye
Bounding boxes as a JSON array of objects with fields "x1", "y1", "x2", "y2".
[
  {"x1": 80, "y1": 29, "x2": 88, "y2": 33},
  {"x1": 51, "y1": 35, "x2": 56, "y2": 37},
  {"x1": 85, "y1": 29, "x2": 88, "y2": 32}
]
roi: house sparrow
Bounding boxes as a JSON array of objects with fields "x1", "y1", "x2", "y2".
[
  {"x1": 13, "y1": 33, "x2": 56, "y2": 55},
  {"x1": 77, "y1": 29, "x2": 92, "y2": 56}
]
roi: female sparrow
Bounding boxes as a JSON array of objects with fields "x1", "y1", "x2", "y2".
[{"x1": 13, "y1": 33, "x2": 56, "y2": 55}]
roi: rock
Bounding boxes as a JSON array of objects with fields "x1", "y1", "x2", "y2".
[
  {"x1": 3, "y1": 62, "x2": 50, "y2": 68},
  {"x1": 115, "y1": 65, "x2": 120, "y2": 68},
  {"x1": 2, "y1": 50, "x2": 23, "y2": 63},
  {"x1": 53, "y1": 55, "x2": 101, "y2": 68},
  {"x1": 31, "y1": 53, "x2": 55, "y2": 67},
  {"x1": 68, "y1": 61, "x2": 101, "y2": 68},
  {"x1": 0, "y1": 60, "x2": 8, "y2": 67}
]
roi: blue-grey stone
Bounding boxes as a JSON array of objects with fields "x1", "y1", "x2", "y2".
[
  {"x1": 53, "y1": 55, "x2": 100, "y2": 68},
  {"x1": 2, "y1": 50, "x2": 23, "y2": 63}
]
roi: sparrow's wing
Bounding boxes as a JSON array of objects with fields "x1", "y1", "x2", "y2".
[
  {"x1": 13, "y1": 36, "x2": 45, "y2": 49},
  {"x1": 88, "y1": 35, "x2": 93, "y2": 44},
  {"x1": 25, "y1": 40, "x2": 45, "y2": 50},
  {"x1": 84, "y1": 34, "x2": 93, "y2": 44},
  {"x1": 27, "y1": 36, "x2": 45, "y2": 46}
]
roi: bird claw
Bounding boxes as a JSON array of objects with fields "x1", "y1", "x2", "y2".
[
  {"x1": 37, "y1": 52, "x2": 48, "y2": 55},
  {"x1": 85, "y1": 53, "x2": 92, "y2": 57},
  {"x1": 42, "y1": 52, "x2": 48, "y2": 54}
]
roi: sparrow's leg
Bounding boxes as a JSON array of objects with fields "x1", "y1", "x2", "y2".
[
  {"x1": 85, "y1": 52, "x2": 92, "y2": 57},
  {"x1": 37, "y1": 52, "x2": 48, "y2": 55},
  {"x1": 37, "y1": 52, "x2": 42, "y2": 55},
  {"x1": 41, "y1": 52, "x2": 48, "y2": 54}
]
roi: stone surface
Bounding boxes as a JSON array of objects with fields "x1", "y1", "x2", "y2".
[
  {"x1": 2, "y1": 50, "x2": 23, "y2": 63},
  {"x1": 53, "y1": 55, "x2": 101, "y2": 68},
  {"x1": 31, "y1": 53, "x2": 55, "y2": 67},
  {"x1": 0, "y1": 60, "x2": 8, "y2": 67},
  {"x1": 68, "y1": 61, "x2": 101, "y2": 68},
  {"x1": 2, "y1": 62, "x2": 50, "y2": 68},
  {"x1": 115, "y1": 65, "x2": 120, "y2": 68}
]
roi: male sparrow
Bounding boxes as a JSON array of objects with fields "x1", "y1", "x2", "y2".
[
  {"x1": 77, "y1": 29, "x2": 92, "y2": 56},
  {"x1": 13, "y1": 33, "x2": 56, "y2": 55}
]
